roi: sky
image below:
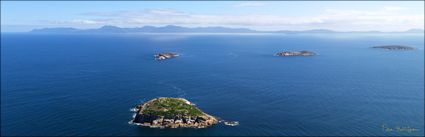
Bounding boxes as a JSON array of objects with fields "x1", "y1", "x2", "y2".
[{"x1": 1, "y1": 1, "x2": 424, "y2": 32}]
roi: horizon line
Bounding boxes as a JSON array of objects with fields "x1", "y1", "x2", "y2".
[{"x1": 2, "y1": 25, "x2": 425, "y2": 33}]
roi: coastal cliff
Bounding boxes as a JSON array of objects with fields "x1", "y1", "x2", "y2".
[{"x1": 130, "y1": 97, "x2": 218, "y2": 128}]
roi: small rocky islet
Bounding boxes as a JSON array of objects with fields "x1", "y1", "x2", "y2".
[
  {"x1": 130, "y1": 97, "x2": 218, "y2": 128},
  {"x1": 155, "y1": 52, "x2": 179, "y2": 60},
  {"x1": 275, "y1": 50, "x2": 317, "y2": 57},
  {"x1": 142, "y1": 45, "x2": 411, "y2": 128},
  {"x1": 372, "y1": 45, "x2": 415, "y2": 50}
]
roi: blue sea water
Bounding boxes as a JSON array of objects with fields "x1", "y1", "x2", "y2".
[{"x1": 1, "y1": 33, "x2": 424, "y2": 136}]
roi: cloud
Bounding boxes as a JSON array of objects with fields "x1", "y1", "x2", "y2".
[
  {"x1": 233, "y1": 2, "x2": 266, "y2": 8},
  {"x1": 50, "y1": 8, "x2": 424, "y2": 31},
  {"x1": 317, "y1": 9, "x2": 423, "y2": 30},
  {"x1": 70, "y1": 19, "x2": 102, "y2": 25},
  {"x1": 383, "y1": 6, "x2": 407, "y2": 11}
]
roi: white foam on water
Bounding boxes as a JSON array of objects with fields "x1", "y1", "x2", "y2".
[
  {"x1": 129, "y1": 108, "x2": 138, "y2": 112},
  {"x1": 222, "y1": 120, "x2": 240, "y2": 126}
]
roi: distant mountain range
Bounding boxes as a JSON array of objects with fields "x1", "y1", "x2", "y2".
[{"x1": 30, "y1": 25, "x2": 425, "y2": 34}]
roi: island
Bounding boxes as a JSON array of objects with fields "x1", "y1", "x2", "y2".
[
  {"x1": 275, "y1": 50, "x2": 316, "y2": 56},
  {"x1": 155, "y1": 52, "x2": 179, "y2": 60},
  {"x1": 372, "y1": 45, "x2": 415, "y2": 50},
  {"x1": 130, "y1": 97, "x2": 218, "y2": 128},
  {"x1": 224, "y1": 121, "x2": 239, "y2": 126}
]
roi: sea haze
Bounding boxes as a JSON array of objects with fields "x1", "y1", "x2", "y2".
[
  {"x1": 30, "y1": 25, "x2": 425, "y2": 34},
  {"x1": 1, "y1": 33, "x2": 424, "y2": 136}
]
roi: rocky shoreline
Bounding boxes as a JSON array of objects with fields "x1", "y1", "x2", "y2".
[
  {"x1": 372, "y1": 45, "x2": 415, "y2": 50},
  {"x1": 130, "y1": 97, "x2": 218, "y2": 128},
  {"x1": 155, "y1": 52, "x2": 179, "y2": 60},
  {"x1": 275, "y1": 50, "x2": 316, "y2": 56}
]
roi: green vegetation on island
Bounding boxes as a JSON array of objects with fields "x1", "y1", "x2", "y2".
[
  {"x1": 142, "y1": 97, "x2": 204, "y2": 117},
  {"x1": 131, "y1": 97, "x2": 218, "y2": 128}
]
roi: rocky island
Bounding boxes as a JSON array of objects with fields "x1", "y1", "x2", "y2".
[
  {"x1": 130, "y1": 97, "x2": 218, "y2": 128},
  {"x1": 372, "y1": 45, "x2": 415, "y2": 50},
  {"x1": 275, "y1": 50, "x2": 316, "y2": 56},
  {"x1": 155, "y1": 52, "x2": 179, "y2": 60}
]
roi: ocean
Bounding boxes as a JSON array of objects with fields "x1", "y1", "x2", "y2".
[{"x1": 1, "y1": 33, "x2": 424, "y2": 136}]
